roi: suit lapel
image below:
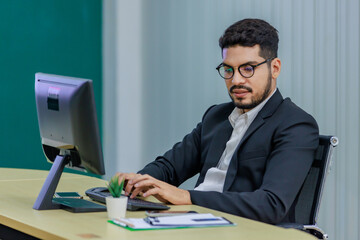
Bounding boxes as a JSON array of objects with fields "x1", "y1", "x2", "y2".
[
  {"x1": 223, "y1": 89, "x2": 284, "y2": 191},
  {"x1": 204, "y1": 120, "x2": 233, "y2": 169}
]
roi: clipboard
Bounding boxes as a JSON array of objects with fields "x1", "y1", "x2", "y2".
[{"x1": 108, "y1": 213, "x2": 235, "y2": 231}]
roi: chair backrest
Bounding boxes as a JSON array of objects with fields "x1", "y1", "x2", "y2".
[{"x1": 294, "y1": 135, "x2": 338, "y2": 225}]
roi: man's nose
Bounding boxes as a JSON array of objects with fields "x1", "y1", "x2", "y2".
[{"x1": 231, "y1": 70, "x2": 246, "y2": 85}]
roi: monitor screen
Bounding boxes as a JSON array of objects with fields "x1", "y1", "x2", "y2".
[{"x1": 33, "y1": 73, "x2": 105, "y2": 211}]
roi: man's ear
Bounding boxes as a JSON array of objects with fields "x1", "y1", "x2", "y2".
[{"x1": 272, "y1": 58, "x2": 281, "y2": 79}]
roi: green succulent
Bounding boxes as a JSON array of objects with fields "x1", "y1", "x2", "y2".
[{"x1": 107, "y1": 175, "x2": 125, "y2": 198}]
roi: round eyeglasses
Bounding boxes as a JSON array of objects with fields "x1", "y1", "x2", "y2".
[{"x1": 216, "y1": 58, "x2": 274, "y2": 79}]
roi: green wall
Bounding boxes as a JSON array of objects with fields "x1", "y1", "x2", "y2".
[{"x1": 0, "y1": 0, "x2": 102, "y2": 172}]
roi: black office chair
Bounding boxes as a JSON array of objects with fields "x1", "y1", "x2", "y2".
[{"x1": 278, "y1": 135, "x2": 338, "y2": 239}]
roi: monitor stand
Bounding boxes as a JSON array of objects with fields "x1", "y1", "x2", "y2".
[{"x1": 33, "y1": 154, "x2": 106, "y2": 212}]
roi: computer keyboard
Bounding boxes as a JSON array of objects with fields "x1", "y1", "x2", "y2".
[{"x1": 85, "y1": 187, "x2": 170, "y2": 211}]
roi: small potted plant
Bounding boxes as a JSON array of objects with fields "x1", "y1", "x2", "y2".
[{"x1": 105, "y1": 175, "x2": 128, "y2": 219}]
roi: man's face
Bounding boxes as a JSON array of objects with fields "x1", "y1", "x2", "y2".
[{"x1": 222, "y1": 45, "x2": 279, "y2": 112}]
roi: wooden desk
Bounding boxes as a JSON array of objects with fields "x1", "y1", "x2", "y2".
[{"x1": 0, "y1": 168, "x2": 316, "y2": 240}]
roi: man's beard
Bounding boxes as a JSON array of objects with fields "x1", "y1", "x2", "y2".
[{"x1": 229, "y1": 72, "x2": 272, "y2": 110}]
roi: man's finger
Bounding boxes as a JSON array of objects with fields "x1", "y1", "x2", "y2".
[
  {"x1": 129, "y1": 174, "x2": 152, "y2": 185},
  {"x1": 142, "y1": 187, "x2": 161, "y2": 198},
  {"x1": 134, "y1": 179, "x2": 159, "y2": 189},
  {"x1": 130, "y1": 185, "x2": 148, "y2": 199}
]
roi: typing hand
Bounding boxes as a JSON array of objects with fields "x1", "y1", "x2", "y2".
[
  {"x1": 115, "y1": 172, "x2": 142, "y2": 196},
  {"x1": 127, "y1": 174, "x2": 192, "y2": 205}
]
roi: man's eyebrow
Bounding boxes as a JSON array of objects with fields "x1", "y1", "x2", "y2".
[
  {"x1": 243, "y1": 61, "x2": 259, "y2": 65},
  {"x1": 222, "y1": 60, "x2": 260, "y2": 67}
]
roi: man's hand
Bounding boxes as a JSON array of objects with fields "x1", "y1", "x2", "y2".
[
  {"x1": 115, "y1": 173, "x2": 192, "y2": 205},
  {"x1": 115, "y1": 172, "x2": 142, "y2": 196}
]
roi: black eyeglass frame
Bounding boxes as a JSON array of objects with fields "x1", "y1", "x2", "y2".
[{"x1": 216, "y1": 57, "x2": 275, "y2": 79}]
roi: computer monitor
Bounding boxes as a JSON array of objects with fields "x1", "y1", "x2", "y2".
[{"x1": 33, "y1": 73, "x2": 105, "y2": 211}]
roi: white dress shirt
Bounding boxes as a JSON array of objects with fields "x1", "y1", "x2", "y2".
[{"x1": 194, "y1": 89, "x2": 276, "y2": 192}]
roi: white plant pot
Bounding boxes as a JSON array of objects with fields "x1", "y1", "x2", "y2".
[{"x1": 105, "y1": 196, "x2": 128, "y2": 220}]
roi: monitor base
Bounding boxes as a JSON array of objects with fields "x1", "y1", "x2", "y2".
[{"x1": 33, "y1": 154, "x2": 69, "y2": 210}]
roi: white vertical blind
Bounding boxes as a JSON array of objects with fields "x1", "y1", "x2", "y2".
[
  {"x1": 103, "y1": 0, "x2": 144, "y2": 178},
  {"x1": 103, "y1": 0, "x2": 360, "y2": 239}
]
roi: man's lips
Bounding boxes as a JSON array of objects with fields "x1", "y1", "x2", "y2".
[
  {"x1": 230, "y1": 86, "x2": 252, "y2": 98},
  {"x1": 233, "y1": 91, "x2": 249, "y2": 98}
]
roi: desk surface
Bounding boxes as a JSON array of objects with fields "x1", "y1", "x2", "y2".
[{"x1": 0, "y1": 168, "x2": 316, "y2": 240}]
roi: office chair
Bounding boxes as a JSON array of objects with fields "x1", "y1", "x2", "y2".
[{"x1": 277, "y1": 135, "x2": 338, "y2": 240}]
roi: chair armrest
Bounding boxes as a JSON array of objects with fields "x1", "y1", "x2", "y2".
[
  {"x1": 303, "y1": 225, "x2": 328, "y2": 239},
  {"x1": 277, "y1": 223, "x2": 328, "y2": 240}
]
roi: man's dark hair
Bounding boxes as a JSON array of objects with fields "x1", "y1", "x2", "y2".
[{"x1": 219, "y1": 19, "x2": 279, "y2": 59}]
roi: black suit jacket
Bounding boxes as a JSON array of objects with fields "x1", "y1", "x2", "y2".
[{"x1": 139, "y1": 90, "x2": 319, "y2": 224}]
